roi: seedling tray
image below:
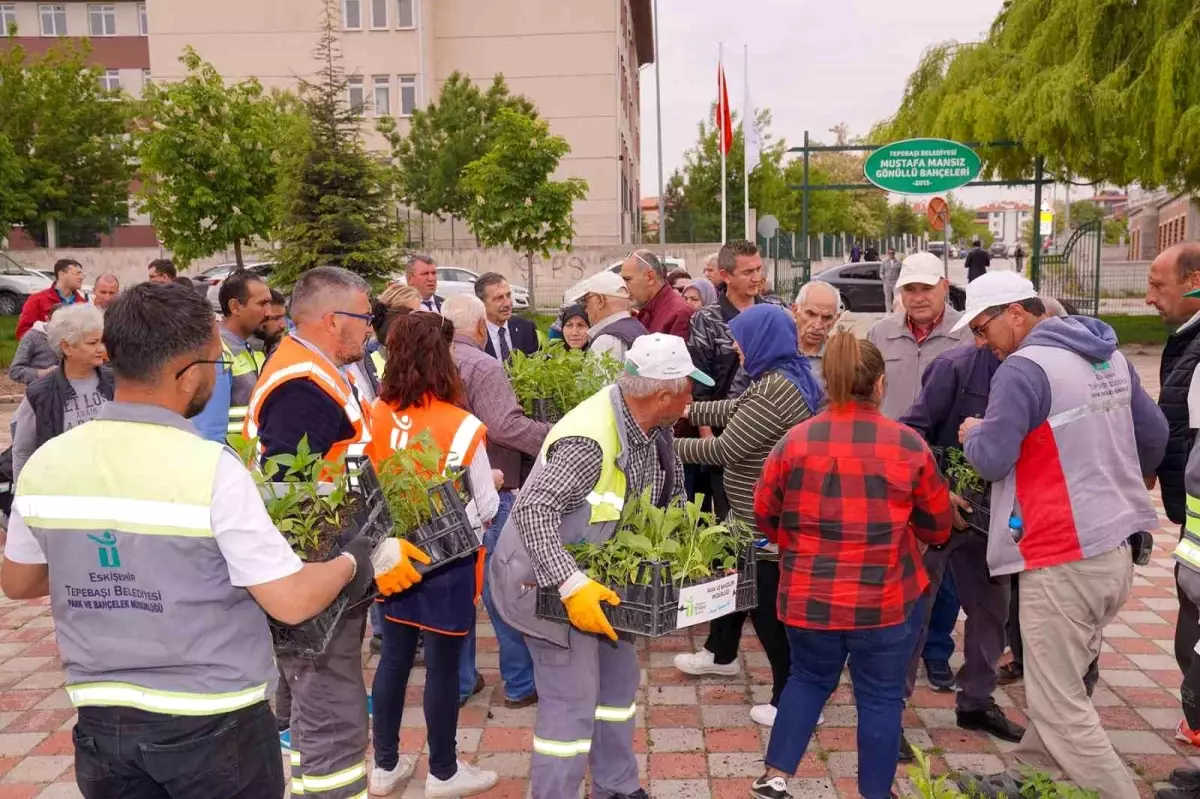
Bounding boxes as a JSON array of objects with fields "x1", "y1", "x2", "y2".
[
  {"x1": 270, "y1": 458, "x2": 393, "y2": 657},
  {"x1": 531, "y1": 397, "x2": 564, "y2": 424},
  {"x1": 932, "y1": 446, "x2": 991, "y2": 537},
  {"x1": 535, "y1": 545, "x2": 758, "y2": 638},
  {"x1": 405, "y1": 480, "x2": 480, "y2": 573}
]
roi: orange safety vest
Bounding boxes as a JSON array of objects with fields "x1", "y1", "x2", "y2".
[
  {"x1": 243, "y1": 336, "x2": 372, "y2": 467},
  {"x1": 367, "y1": 394, "x2": 488, "y2": 634}
]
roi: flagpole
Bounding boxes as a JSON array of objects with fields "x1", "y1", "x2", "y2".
[
  {"x1": 719, "y1": 43, "x2": 726, "y2": 244},
  {"x1": 653, "y1": 0, "x2": 665, "y2": 247},
  {"x1": 743, "y1": 44, "x2": 750, "y2": 241}
]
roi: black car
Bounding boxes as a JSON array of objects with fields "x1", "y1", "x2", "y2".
[
  {"x1": 812, "y1": 262, "x2": 966, "y2": 313},
  {"x1": 989, "y1": 241, "x2": 1010, "y2": 258}
]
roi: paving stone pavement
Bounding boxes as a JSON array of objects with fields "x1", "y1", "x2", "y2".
[{"x1": 2, "y1": 348, "x2": 1197, "y2": 799}]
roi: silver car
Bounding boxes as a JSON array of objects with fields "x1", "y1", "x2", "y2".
[{"x1": 398, "y1": 266, "x2": 530, "y2": 310}]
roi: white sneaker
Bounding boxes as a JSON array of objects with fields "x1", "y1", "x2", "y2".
[
  {"x1": 425, "y1": 761, "x2": 499, "y2": 797},
  {"x1": 369, "y1": 755, "x2": 414, "y2": 795},
  {"x1": 673, "y1": 649, "x2": 740, "y2": 677},
  {"x1": 749, "y1": 704, "x2": 824, "y2": 728}
]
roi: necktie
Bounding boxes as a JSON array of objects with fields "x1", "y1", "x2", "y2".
[
  {"x1": 423, "y1": 300, "x2": 435, "y2": 312},
  {"x1": 499, "y1": 327, "x2": 511, "y2": 361}
]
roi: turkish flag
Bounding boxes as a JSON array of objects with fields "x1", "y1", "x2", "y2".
[{"x1": 716, "y1": 62, "x2": 733, "y2": 156}]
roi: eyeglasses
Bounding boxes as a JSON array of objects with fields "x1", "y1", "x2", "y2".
[
  {"x1": 331, "y1": 310, "x2": 373, "y2": 323},
  {"x1": 628, "y1": 250, "x2": 659, "y2": 273},
  {"x1": 175, "y1": 358, "x2": 232, "y2": 380},
  {"x1": 969, "y1": 313, "x2": 1002, "y2": 340}
]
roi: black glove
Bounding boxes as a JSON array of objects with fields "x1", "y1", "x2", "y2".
[{"x1": 340, "y1": 537, "x2": 377, "y2": 601}]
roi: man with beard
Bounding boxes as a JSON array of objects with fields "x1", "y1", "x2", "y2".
[{"x1": 217, "y1": 270, "x2": 272, "y2": 446}]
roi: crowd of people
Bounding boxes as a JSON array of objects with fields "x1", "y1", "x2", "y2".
[{"x1": 0, "y1": 240, "x2": 1197, "y2": 799}]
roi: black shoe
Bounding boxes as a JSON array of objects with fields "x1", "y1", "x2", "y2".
[
  {"x1": 750, "y1": 775, "x2": 792, "y2": 799},
  {"x1": 614, "y1": 791, "x2": 651, "y2": 799},
  {"x1": 925, "y1": 659, "x2": 955, "y2": 692},
  {"x1": 956, "y1": 706, "x2": 1025, "y2": 743},
  {"x1": 504, "y1": 691, "x2": 538, "y2": 710},
  {"x1": 459, "y1": 671, "x2": 484, "y2": 708},
  {"x1": 997, "y1": 661, "x2": 1023, "y2": 684},
  {"x1": 898, "y1": 732, "x2": 915, "y2": 763},
  {"x1": 1171, "y1": 768, "x2": 1200, "y2": 790}
]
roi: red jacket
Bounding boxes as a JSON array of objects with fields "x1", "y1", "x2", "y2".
[
  {"x1": 16, "y1": 285, "x2": 86, "y2": 340},
  {"x1": 635, "y1": 284, "x2": 693, "y2": 339}
]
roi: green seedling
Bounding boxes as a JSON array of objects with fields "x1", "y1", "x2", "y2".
[{"x1": 506, "y1": 344, "x2": 623, "y2": 417}]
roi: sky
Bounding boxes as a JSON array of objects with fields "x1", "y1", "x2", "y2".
[{"x1": 636, "y1": 0, "x2": 1045, "y2": 208}]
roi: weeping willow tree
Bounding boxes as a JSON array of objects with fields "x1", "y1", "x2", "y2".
[{"x1": 874, "y1": 0, "x2": 1200, "y2": 190}]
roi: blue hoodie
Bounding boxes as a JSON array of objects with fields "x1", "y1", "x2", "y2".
[{"x1": 965, "y1": 316, "x2": 1167, "y2": 483}]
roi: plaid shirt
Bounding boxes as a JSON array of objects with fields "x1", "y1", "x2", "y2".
[{"x1": 754, "y1": 402, "x2": 952, "y2": 631}]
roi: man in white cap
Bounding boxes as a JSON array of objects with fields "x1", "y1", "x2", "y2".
[
  {"x1": 955, "y1": 271, "x2": 1167, "y2": 799},
  {"x1": 489, "y1": 333, "x2": 706, "y2": 799},
  {"x1": 867, "y1": 251, "x2": 969, "y2": 420},
  {"x1": 566, "y1": 271, "x2": 648, "y2": 360}
]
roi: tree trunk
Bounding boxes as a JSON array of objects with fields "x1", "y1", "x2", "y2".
[{"x1": 234, "y1": 238, "x2": 244, "y2": 268}]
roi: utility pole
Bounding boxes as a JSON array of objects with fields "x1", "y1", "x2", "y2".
[{"x1": 654, "y1": 0, "x2": 666, "y2": 247}]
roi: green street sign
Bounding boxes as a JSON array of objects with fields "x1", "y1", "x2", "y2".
[{"x1": 863, "y1": 138, "x2": 981, "y2": 195}]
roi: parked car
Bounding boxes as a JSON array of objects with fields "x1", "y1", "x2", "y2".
[
  {"x1": 396, "y1": 266, "x2": 530, "y2": 311},
  {"x1": 193, "y1": 262, "x2": 276, "y2": 311},
  {"x1": 812, "y1": 262, "x2": 966, "y2": 314},
  {"x1": 989, "y1": 241, "x2": 1010, "y2": 258},
  {"x1": 0, "y1": 254, "x2": 55, "y2": 316}
]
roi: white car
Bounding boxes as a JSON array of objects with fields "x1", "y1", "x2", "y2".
[
  {"x1": 397, "y1": 266, "x2": 530, "y2": 310},
  {"x1": 194, "y1": 262, "x2": 276, "y2": 312}
]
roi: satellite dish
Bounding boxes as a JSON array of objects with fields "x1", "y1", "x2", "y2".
[{"x1": 757, "y1": 214, "x2": 780, "y2": 239}]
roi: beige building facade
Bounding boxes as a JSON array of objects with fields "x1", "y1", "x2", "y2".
[{"x1": 148, "y1": 0, "x2": 654, "y2": 246}]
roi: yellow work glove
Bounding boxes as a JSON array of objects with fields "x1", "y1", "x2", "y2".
[
  {"x1": 562, "y1": 577, "x2": 620, "y2": 641},
  {"x1": 371, "y1": 539, "x2": 432, "y2": 596}
]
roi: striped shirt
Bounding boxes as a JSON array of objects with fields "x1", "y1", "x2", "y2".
[{"x1": 676, "y1": 371, "x2": 812, "y2": 528}]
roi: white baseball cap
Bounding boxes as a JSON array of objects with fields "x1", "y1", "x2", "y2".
[
  {"x1": 895, "y1": 252, "x2": 946, "y2": 289},
  {"x1": 624, "y1": 333, "x2": 714, "y2": 386},
  {"x1": 951, "y1": 271, "x2": 1039, "y2": 332},
  {"x1": 565, "y1": 270, "x2": 628, "y2": 303}
]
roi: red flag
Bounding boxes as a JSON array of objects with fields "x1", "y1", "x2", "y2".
[{"x1": 716, "y1": 61, "x2": 733, "y2": 156}]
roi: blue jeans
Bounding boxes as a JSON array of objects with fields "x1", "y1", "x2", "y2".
[
  {"x1": 922, "y1": 568, "x2": 959, "y2": 663},
  {"x1": 768, "y1": 611, "x2": 921, "y2": 799},
  {"x1": 458, "y1": 491, "x2": 536, "y2": 702}
]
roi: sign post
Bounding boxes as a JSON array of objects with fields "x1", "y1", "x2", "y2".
[
  {"x1": 864, "y1": 139, "x2": 982, "y2": 195},
  {"x1": 926, "y1": 196, "x2": 950, "y2": 279}
]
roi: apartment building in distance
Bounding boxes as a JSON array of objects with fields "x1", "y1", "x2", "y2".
[
  {"x1": 974, "y1": 201, "x2": 1033, "y2": 244},
  {"x1": 0, "y1": 1, "x2": 157, "y2": 246},
  {"x1": 148, "y1": 0, "x2": 654, "y2": 247}
]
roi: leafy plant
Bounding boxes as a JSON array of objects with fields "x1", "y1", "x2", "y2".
[
  {"x1": 374, "y1": 430, "x2": 468, "y2": 538},
  {"x1": 566, "y1": 490, "x2": 753, "y2": 587},
  {"x1": 905, "y1": 745, "x2": 1099, "y2": 799},
  {"x1": 255, "y1": 436, "x2": 354, "y2": 559},
  {"x1": 945, "y1": 448, "x2": 985, "y2": 496},
  {"x1": 506, "y1": 345, "x2": 623, "y2": 417}
]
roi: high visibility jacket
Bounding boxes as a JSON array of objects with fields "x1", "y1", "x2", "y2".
[
  {"x1": 370, "y1": 349, "x2": 386, "y2": 382},
  {"x1": 220, "y1": 328, "x2": 265, "y2": 447},
  {"x1": 538, "y1": 387, "x2": 627, "y2": 524},
  {"x1": 367, "y1": 394, "x2": 487, "y2": 634},
  {"x1": 243, "y1": 336, "x2": 372, "y2": 467},
  {"x1": 14, "y1": 402, "x2": 276, "y2": 715}
]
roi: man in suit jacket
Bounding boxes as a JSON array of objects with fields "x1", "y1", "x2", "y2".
[
  {"x1": 476, "y1": 272, "x2": 539, "y2": 361},
  {"x1": 407, "y1": 254, "x2": 444, "y2": 312}
]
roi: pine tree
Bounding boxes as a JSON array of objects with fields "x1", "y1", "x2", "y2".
[{"x1": 272, "y1": 0, "x2": 398, "y2": 289}]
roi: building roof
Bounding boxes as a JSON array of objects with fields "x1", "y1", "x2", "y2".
[
  {"x1": 640, "y1": 196, "x2": 660, "y2": 211},
  {"x1": 976, "y1": 201, "x2": 1033, "y2": 213},
  {"x1": 631, "y1": 0, "x2": 655, "y2": 67}
]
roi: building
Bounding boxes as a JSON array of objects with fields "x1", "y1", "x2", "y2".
[
  {"x1": 0, "y1": 1, "x2": 156, "y2": 247},
  {"x1": 640, "y1": 196, "x2": 660, "y2": 238},
  {"x1": 974, "y1": 201, "x2": 1033, "y2": 244},
  {"x1": 1126, "y1": 190, "x2": 1200, "y2": 261},
  {"x1": 1090, "y1": 189, "x2": 1129, "y2": 218},
  {"x1": 148, "y1": 0, "x2": 654, "y2": 247}
]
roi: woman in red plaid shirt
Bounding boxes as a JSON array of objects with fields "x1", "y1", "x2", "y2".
[{"x1": 748, "y1": 330, "x2": 953, "y2": 799}]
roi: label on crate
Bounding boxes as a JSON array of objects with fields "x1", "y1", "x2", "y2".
[{"x1": 675, "y1": 574, "x2": 739, "y2": 630}]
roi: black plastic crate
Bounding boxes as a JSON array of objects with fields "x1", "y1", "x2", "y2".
[
  {"x1": 405, "y1": 480, "x2": 479, "y2": 573},
  {"x1": 531, "y1": 397, "x2": 564, "y2": 424},
  {"x1": 269, "y1": 458, "x2": 393, "y2": 657},
  {"x1": 932, "y1": 446, "x2": 991, "y2": 536},
  {"x1": 536, "y1": 545, "x2": 757, "y2": 638}
]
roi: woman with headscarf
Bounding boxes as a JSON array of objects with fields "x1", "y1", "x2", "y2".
[
  {"x1": 673, "y1": 304, "x2": 824, "y2": 729},
  {"x1": 557, "y1": 304, "x2": 590, "y2": 351},
  {"x1": 682, "y1": 278, "x2": 718, "y2": 311}
]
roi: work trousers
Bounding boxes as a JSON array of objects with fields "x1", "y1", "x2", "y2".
[
  {"x1": 1013, "y1": 545, "x2": 1137, "y2": 799},
  {"x1": 905, "y1": 532, "x2": 1009, "y2": 712},
  {"x1": 280, "y1": 606, "x2": 369, "y2": 799},
  {"x1": 700, "y1": 560, "x2": 791, "y2": 705},
  {"x1": 528, "y1": 629, "x2": 640, "y2": 799},
  {"x1": 72, "y1": 702, "x2": 284, "y2": 799},
  {"x1": 1010, "y1": 574, "x2": 1102, "y2": 694}
]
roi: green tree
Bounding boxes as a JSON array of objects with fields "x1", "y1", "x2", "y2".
[
  {"x1": 135, "y1": 47, "x2": 293, "y2": 268},
  {"x1": 1103, "y1": 217, "x2": 1127, "y2": 246},
  {"x1": 662, "y1": 172, "x2": 695, "y2": 243},
  {"x1": 383, "y1": 72, "x2": 536, "y2": 227},
  {"x1": 0, "y1": 39, "x2": 132, "y2": 246},
  {"x1": 272, "y1": 0, "x2": 399, "y2": 288},
  {"x1": 460, "y1": 108, "x2": 588, "y2": 303},
  {"x1": 875, "y1": 1, "x2": 1200, "y2": 191},
  {"x1": 1068, "y1": 199, "x2": 1106, "y2": 228},
  {"x1": 0, "y1": 133, "x2": 31, "y2": 235}
]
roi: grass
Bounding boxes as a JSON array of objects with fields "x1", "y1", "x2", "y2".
[
  {"x1": 0, "y1": 316, "x2": 17, "y2": 369},
  {"x1": 1102, "y1": 314, "x2": 1170, "y2": 347}
]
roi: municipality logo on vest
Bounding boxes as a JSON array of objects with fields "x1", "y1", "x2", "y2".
[{"x1": 87, "y1": 531, "x2": 121, "y2": 568}]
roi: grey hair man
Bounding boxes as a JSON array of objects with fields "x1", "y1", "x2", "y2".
[
  {"x1": 407, "y1": 254, "x2": 442, "y2": 312},
  {"x1": 619, "y1": 250, "x2": 694, "y2": 338},
  {"x1": 792, "y1": 282, "x2": 842, "y2": 383}
]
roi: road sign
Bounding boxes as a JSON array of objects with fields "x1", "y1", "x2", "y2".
[
  {"x1": 756, "y1": 214, "x2": 780, "y2": 239},
  {"x1": 864, "y1": 138, "x2": 982, "y2": 195},
  {"x1": 927, "y1": 197, "x2": 948, "y2": 231},
  {"x1": 1039, "y1": 203, "x2": 1054, "y2": 236}
]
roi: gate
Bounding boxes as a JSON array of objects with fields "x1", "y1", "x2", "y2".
[{"x1": 1032, "y1": 219, "x2": 1102, "y2": 317}]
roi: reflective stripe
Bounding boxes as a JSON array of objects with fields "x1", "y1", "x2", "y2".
[
  {"x1": 1046, "y1": 395, "x2": 1132, "y2": 429},
  {"x1": 290, "y1": 750, "x2": 301, "y2": 766},
  {"x1": 1177, "y1": 538, "x2": 1200, "y2": 569},
  {"x1": 68, "y1": 681, "x2": 266, "y2": 716},
  {"x1": 586, "y1": 491, "x2": 624, "y2": 511},
  {"x1": 1189, "y1": 495, "x2": 1200, "y2": 515},
  {"x1": 532, "y1": 737, "x2": 591, "y2": 757},
  {"x1": 445, "y1": 415, "x2": 483, "y2": 470},
  {"x1": 246, "y1": 362, "x2": 353, "y2": 438},
  {"x1": 228, "y1": 406, "x2": 248, "y2": 419},
  {"x1": 15, "y1": 495, "x2": 212, "y2": 537},
  {"x1": 291, "y1": 783, "x2": 305, "y2": 796},
  {"x1": 1187, "y1": 514, "x2": 1200, "y2": 539},
  {"x1": 302, "y1": 761, "x2": 367, "y2": 792},
  {"x1": 594, "y1": 701, "x2": 637, "y2": 722}
]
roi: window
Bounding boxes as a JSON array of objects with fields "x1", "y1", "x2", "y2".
[
  {"x1": 0, "y1": 5, "x2": 16, "y2": 33},
  {"x1": 142, "y1": 69, "x2": 151, "y2": 90},
  {"x1": 89, "y1": 4, "x2": 116, "y2": 35},
  {"x1": 99, "y1": 69, "x2": 121, "y2": 91},
  {"x1": 39, "y1": 4, "x2": 66, "y2": 36},
  {"x1": 347, "y1": 75, "x2": 364, "y2": 111},
  {"x1": 372, "y1": 75, "x2": 390, "y2": 116},
  {"x1": 396, "y1": 0, "x2": 415, "y2": 28},
  {"x1": 138, "y1": 3, "x2": 147, "y2": 35},
  {"x1": 398, "y1": 74, "x2": 416, "y2": 115},
  {"x1": 370, "y1": 0, "x2": 387, "y2": 28},
  {"x1": 343, "y1": 0, "x2": 361, "y2": 29}
]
